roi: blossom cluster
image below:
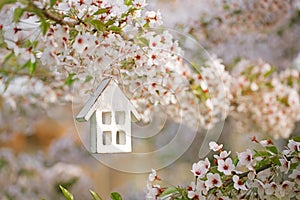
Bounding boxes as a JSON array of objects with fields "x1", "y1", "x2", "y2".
[
  {"x1": 146, "y1": 138, "x2": 300, "y2": 199},
  {"x1": 0, "y1": 0, "x2": 232, "y2": 132},
  {"x1": 178, "y1": 0, "x2": 296, "y2": 43},
  {"x1": 230, "y1": 59, "x2": 300, "y2": 138},
  {"x1": 0, "y1": 139, "x2": 92, "y2": 200}
]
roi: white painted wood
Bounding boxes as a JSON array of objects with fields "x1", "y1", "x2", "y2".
[
  {"x1": 90, "y1": 113, "x2": 97, "y2": 153},
  {"x1": 76, "y1": 78, "x2": 111, "y2": 122},
  {"x1": 76, "y1": 78, "x2": 139, "y2": 153}
]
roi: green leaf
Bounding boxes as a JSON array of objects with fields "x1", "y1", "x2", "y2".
[
  {"x1": 266, "y1": 146, "x2": 278, "y2": 154},
  {"x1": 0, "y1": 0, "x2": 16, "y2": 10},
  {"x1": 89, "y1": 190, "x2": 103, "y2": 200},
  {"x1": 90, "y1": 20, "x2": 106, "y2": 32},
  {"x1": 21, "y1": 59, "x2": 37, "y2": 74},
  {"x1": 159, "y1": 187, "x2": 177, "y2": 197},
  {"x1": 59, "y1": 185, "x2": 74, "y2": 200},
  {"x1": 143, "y1": 21, "x2": 150, "y2": 28},
  {"x1": 254, "y1": 150, "x2": 271, "y2": 157},
  {"x1": 3, "y1": 52, "x2": 14, "y2": 64},
  {"x1": 233, "y1": 156, "x2": 239, "y2": 166},
  {"x1": 28, "y1": 61, "x2": 36, "y2": 75},
  {"x1": 263, "y1": 67, "x2": 275, "y2": 78},
  {"x1": 93, "y1": 8, "x2": 108, "y2": 15},
  {"x1": 138, "y1": 37, "x2": 149, "y2": 46},
  {"x1": 292, "y1": 136, "x2": 300, "y2": 142},
  {"x1": 124, "y1": 0, "x2": 132, "y2": 6},
  {"x1": 270, "y1": 156, "x2": 281, "y2": 166},
  {"x1": 65, "y1": 73, "x2": 77, "y2": 86},
  {"x1": 84, "y1": 75, "x2": 93, "y2": 83},
  {"x1": 290, "y1": 162, "x2": 299, "y2": 171},
  {"x1": 105, "y1": 19, "x2": 115, "y2": 26},
  {"x1": 50, "y1": 0, "x2": 56, "y2": 7},
  {"x1": 110, "y1": 192, "x2": 122, "y2": 200},
  {"x1": 13, "y1": 7, "x2": 24, "y2": 22},
  {"x1": 40, "y1": 19, "x2": 50, "y2": 35},
  {"x1": 108, "y1": 26, "x2": 121, "y2": 33}
]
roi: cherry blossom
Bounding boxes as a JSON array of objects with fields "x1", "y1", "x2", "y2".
[
  {"x1": 279, "y1": 181, "x2": 295, "y2": 198},
  {"x1": 217, "y1": 158, "x2": 234, "y2": 175},
  {"x1": 191, "y1": 159, "x2": 210, "y2": 178},
  {"x1": 209, "y1": 141, "x2": 223, "y2": 152},
  {"x1": 289, "y1": 167, "x2": 300, "y2": 185},
  {"x1": 237, "y1": 149, "x2": 256, "y2": 170},
  {"x1": 279, "y1": 158, "x2": 291, "y2": 174},
  {"x1": 205, "y1": 173, "x2": 222, "y2": 189},
  {"x1": 214, "y1": 150, "x2": 231, "y2": 160},
  {"x1": 148, "y1": 169, "x2": 160, "y2": 182},
  {"x1": 146, "y1": 182, "x2": 160, "y2": 200},
  {"x1": 187, "y1": 181, "x2": 206, "y2": 200},
  {"x1": 232, "y1": 175, "x2": 247, "y2": 191}
]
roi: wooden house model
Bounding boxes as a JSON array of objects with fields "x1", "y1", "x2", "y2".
[{"x1": 76, "y1": 77, "x2": 140, "y2": 153}]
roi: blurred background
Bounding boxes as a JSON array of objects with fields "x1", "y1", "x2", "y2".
[{"x1": 1, "y1": 0, "x2": 300, "y2": 199}]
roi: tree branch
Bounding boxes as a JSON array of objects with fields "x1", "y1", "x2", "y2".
[
  {"x1": 223, "y1": 163, "x2": 273, "y2": 187},
  {"x1": 29, "y1": 2, "x2": 79, "y2": 27}
]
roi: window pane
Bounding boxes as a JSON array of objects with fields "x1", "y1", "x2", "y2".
[
  {"x1": 102, "y1": 131, "x2": 112, "y2": 145},
  {"x1": 116, "y1": 130, "x2": 126, "y2": 145},
  {"x1": 102, "y1": 112, "x2": 111, "y2": 124},
  {"x1": 115, "y1": 111, "x2": 125, "y2": 124}
]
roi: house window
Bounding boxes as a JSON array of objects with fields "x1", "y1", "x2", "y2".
[
  {"x1": 102, "y1": 112, "x2": 111, "y2": 124},
  {"x1": 115, "y1": 111, "x2": 125, "y2": 124},
  {"x1": 102, "y1": 131, "x2": 112, "y2": 145},
  {"x1": 116, "y1": 130, "x2": 126, "y2": 145}
]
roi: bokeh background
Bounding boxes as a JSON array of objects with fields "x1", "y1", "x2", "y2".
[{"x1": 1, "y1": 0, "x2": 300, "y2": 199}]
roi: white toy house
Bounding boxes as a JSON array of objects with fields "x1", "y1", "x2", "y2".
[{"x1": 76, "y1": 77, "x2": 140, "y2": 153}]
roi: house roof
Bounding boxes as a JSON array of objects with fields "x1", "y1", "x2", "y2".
[{"x1": 76, "y1": 77, "x2": 141, "y2": 122}]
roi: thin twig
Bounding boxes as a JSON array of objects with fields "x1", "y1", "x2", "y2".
[{"x1": 223, "y1": 163, "x2": 273, "y2": 187}]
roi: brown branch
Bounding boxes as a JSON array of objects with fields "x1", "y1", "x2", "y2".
[
  {"x1": 42, "y1": 8, "x2": 79, "y2": 27},
  {"x1": 29, "y1": 2, "x2": 79, "y2": 27},
  {"x1": 29, "y1": 2, "x2": 130, "y2": 40}
]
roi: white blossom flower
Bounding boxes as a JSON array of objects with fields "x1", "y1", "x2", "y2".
[
  {"x1": 191, "y1": 158, "x2": 210, "y2": 178},
  {"x1": 146, "y1": 182, "x2": 159, "y2": 200},
  {"x1": 288, "y1": 140, "x2": 300, "y2": 152},
  {"x1": 279, "y1": 181, "x2": 295, "y2": 197},
  {"x1": 279, "y1": 158, "x2": 290, "y2": 174},
  {"x1": 217, "y1": 158, "x2": 235, "y2": 175},
  {"x1": 209, "y1": 141, "x2": 223, "y2": 152},
  {"x1": 205, "y1": 173, "x2": 222, "y2": 190},
  {"x1": 265, "y1": 182, "x2": 279, "y2": 196},
  {"x1": 232, "y1": 175, "x2": 247, "y2": 190},
  {"x1": 252, "y1": 179, "x2": 265, "y2": 199},
  {"x1": 187, "y1": 181, "x2": 205, "y2": 200},
  {"x1": 237, "y1": 149, "x2": 256, "y2": 170},
  {"x1": 259, "y1": 139, "x2": 273, "y2": 147},
  {"x1": 214, "y1": 150, "x2": 231, "y2": 160},
  {"x1": 148, "y1": 169, "x2": 160, "y2": 182},
  {"x1": 289, "y1": 167, "x2": 300, "y2": 185}
]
